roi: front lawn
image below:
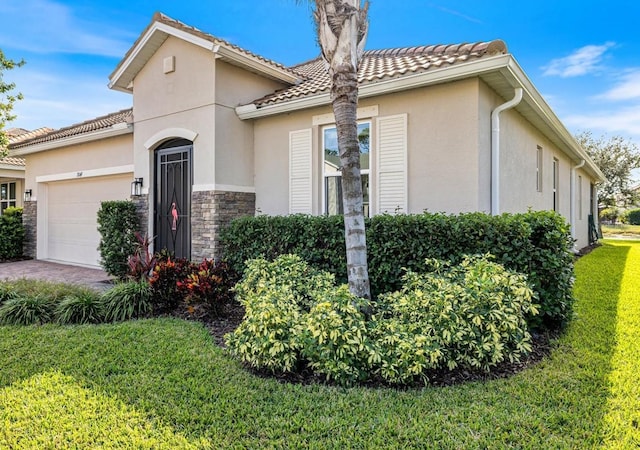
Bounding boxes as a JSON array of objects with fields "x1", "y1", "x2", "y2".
[
  {"x1": 0, "y1": 240, "x2": 639, "y2": 448},
  {"x1": 602, "y1": 223, "x2": 640, "y2": 237}
]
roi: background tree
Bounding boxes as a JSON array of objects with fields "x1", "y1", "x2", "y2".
[
  {"x1": 576, "y1": 132, "x2": 640, "y2": 208},
  {"x1": 0, "y1": 49, "x2": 25, "y2": 158},
  {"x1": 308, "y1": 0, "x2": 371, "y2": 299}
]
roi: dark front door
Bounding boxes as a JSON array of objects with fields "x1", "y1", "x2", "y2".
[{"x1": 155, "y1": 141, "x2": 192, "y2": 259}]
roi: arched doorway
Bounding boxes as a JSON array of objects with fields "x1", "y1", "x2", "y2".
[{"x1": 154, "y1": 138, "x2": 193, "y2": 259}]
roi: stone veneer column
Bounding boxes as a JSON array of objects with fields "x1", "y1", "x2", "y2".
[
  {"x1": 131, "y1": 194, "x2": 149, "y2": 236},
  {"x1": 191, "y1": 190, "x2": 255, "y2": 261},
  {"x1": 22, "y1": 200, "x2": 37, "y2": 258}
]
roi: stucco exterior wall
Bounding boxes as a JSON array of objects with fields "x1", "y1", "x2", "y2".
[
  {"x1": 214, "y1": 61, "x2": 286, "y2": 189},
  {"x1": 253, "y1": 78, "x2": 482, "y2": 216},
  {"x1": 132, "y1": 36, "x2": 217, "y2": 195},
  {"x1": 24, "y1": 133, "x2": 133, "y2": 195},
  {"x1": 478, "y1": 81, "x2": 595, "y2": 248}
]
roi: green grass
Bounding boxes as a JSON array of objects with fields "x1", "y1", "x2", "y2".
[
  {"x1": 602, "y1": 223, "x2": 640, "y2": 237},
  {"x1": 0, "y1": 241, "x2": 639, "y2": 448}
]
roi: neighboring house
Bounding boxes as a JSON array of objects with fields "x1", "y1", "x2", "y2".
[
  {"x1": 9, "y1": 12, "x2": 604, "y2": 268},
  {"x1": 1, "y1": 128, "x2": 53, "y2": 215}
]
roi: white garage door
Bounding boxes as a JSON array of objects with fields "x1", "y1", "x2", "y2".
[{"x1": 47, "y1": 174, "x2": 132, "y2": 267}]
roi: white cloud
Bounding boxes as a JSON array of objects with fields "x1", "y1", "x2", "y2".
[
  {"x1": 0, "y1": 0, "x2": 135, "y2": 57},
  {"x1": 543, "y1": 42, "x2": 615, "y2": 78},
  {"x1": 7, "y1": 68, "x2": 131, "y2": 130},
  {"x1": 565, "y1": 105, "x2": 640, "y2": 140},
  {"x1": 429, "y1": 4, "x2": 483, "y2": 24},
  {"x1": 598, "y1": 69, "x2": 640, "y2": 101}
]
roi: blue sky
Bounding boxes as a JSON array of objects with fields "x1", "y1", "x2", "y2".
[{"x1": 1, "y1": 0, "x2": 639, "y2": 154}]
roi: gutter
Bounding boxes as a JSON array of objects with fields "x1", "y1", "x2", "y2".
[
  {"x1": 571, "y1": 159, "x2": 586, "y2": 251},
  {"x1": 491, "y1": 87, "x2": 523, "y2": 216}
]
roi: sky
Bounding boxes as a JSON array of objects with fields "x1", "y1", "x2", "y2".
[{"x1": 1, "y1": 0, "x2": 639, "y2": 158}]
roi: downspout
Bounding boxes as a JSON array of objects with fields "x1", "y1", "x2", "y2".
[
  {"x1": 571, "y1": 159, "x2": 586, "y2": 251},
  {"x1": 491, "y1": 88, "x2": 523, "y2": 216}
]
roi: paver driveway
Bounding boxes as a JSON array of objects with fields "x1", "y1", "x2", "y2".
[{"x1": 0, "y1": 260, "x2": 113, "y2": 291}]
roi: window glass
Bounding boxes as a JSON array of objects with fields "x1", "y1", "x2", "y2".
[{"x1": 323, "y1": 123, "x2": 370, "y2": 215}]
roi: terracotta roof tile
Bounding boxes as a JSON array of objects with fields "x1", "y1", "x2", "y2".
[
  {"x1": 254, "y1": 40, "x2": 507, "y2": 107},
  {"x1": 7, "y1": 127, "x2": 55, "y2": 145},
  {"x1": 0, "y1": 156, "x2": 25, "y2": 167},
  {"x1": 9, "y1": 109, "x2": 133, "y2": 150}
]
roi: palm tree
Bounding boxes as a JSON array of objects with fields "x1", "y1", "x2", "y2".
[{"x1": 310, "y1": 0, "x2": 371, "y2": 299}]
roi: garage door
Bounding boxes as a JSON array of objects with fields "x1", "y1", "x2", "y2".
[{"x1": 47, "y1": 174, "x2": 132, "y2": 267}]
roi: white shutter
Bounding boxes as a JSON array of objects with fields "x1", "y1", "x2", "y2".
[
  {"x1": 377, "y1": 114, "x2": 407, "y2": 214},
  {"x1": 289, "y1": 129, "x2": 313, "y2": 214}
]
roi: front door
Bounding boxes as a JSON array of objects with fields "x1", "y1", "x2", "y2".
[{"x1": 155, "y1": 141, "x2": 192, "y2": 259}]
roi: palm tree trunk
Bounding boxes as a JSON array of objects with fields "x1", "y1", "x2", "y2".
[{"x1": 314, "y1": 0, "x2": 371, "y2": 299}]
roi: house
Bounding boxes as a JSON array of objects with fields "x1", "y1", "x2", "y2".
[
  {"x1": 8, "y1": 12, "x2": 604, "y2": 268},
  {"x1": 1, "y1": 128, "x2": 53, "y2": 215}
]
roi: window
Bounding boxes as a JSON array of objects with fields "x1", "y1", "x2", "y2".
[
  {"x1": 0, "y1": 182, "x2": 17, "y2": 214},
  {"x1": 323, "y1": 122, "x2": 370, "y2": 216},
  {"x1": 578, "y1": 175, "x2": 583, "y2": 220},
  {"x1": 552, "y1": 158, "x2": 559, "y2": 212},
  {"x1": 536, "y1": 146, "x2": 543, "y2": 192}
]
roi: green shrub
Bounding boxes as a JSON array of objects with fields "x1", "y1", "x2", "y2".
[
  {"x1": 226, "y1": 254, "x2": 537, "y2": 386},
  {"x1": 0, "y1": 283, "x2": 18, "y2": 305},
  {"x1": 627, "y1": 208, "x2": 640, "y2": 225},
  {"x1": 55, "y1": 290, "x2": 104, "y2": 324},
  {"x1": 178, "y1": 259, "x2": 236, "y2": 317},
  {"x1": 97, "y1": 201, "x2": 139, "y2": 279},
  {"x1": 374, "y1": 255, "x2": 536, "y2": 383},
  {"x1": 300, "y1": 286, "x2": 376, "y2": 385},
  {"x1": 0, "y1": 207, "x2": 24, "y2": 260},
  {"x1": 221, "y1": 211, "x2": 573, "y2": 331},
  {"x1": 101, "y1": 281, "x2": 152, "y2": 322},
  {"x1": 0, "y1": 295, "x2": 56, "y2": 325},
  {"x1": 149, "y1": 256, "x2": 192, "y2": 312},
  {"x1": 225, "y1": 256, "x2": 319, "y2": 374},
  {"x1": 524, "y1": 211, "x2": 575, "y2": 330}
]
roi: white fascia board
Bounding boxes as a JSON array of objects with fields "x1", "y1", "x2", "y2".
[
  {"x1": 214, "y1": 46, "x2": 299, "y2": 84},
  {"x1": 236, "y1": 55, "x2": 513, "y2": 120},
  {"x1": 12, "y1": 124, "x2": 133, "y2": 156},
  {"x1": 0, "y1": 164, "x2": 24, "y2": 171},
  {"x1": 504, "y1": 58, "x2": 605, "y2": 182}
]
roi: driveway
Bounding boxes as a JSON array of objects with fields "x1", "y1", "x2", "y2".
[{"x1": 0, "y1": 259, "x2": 114, "y2": 291}]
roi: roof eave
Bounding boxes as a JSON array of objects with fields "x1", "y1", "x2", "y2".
[
  {"x1": 237, "y1": 55, "x2": 513, "y2": 119},
  {"x1": 501, "y1": 58, "x2": 605, "y2": 183},
  {"x1": 0, "y1": 163, "x2": 25, "y2": 171},
  {"x1": 109, "y1": 20, "x2": 298, "y2": 93},
  {"x1": 11, "y1": 123, "x2": 133, "y2": 156},
  {"x1": 237, "y1": 54, "x2": 604, "y2": 183}
]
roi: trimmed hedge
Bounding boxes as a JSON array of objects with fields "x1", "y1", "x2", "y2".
[
  {"x1": 0, "y1": 207, "x2": 24, "y2": 260},
  {"x1": 627, "y1": 208, "x2": 640, "y2": 225},
  {"x1": 97, "y1": 201, "x2": 139, "y2": 279},
  {"x1": 220, "y1": 211, "x2": 575, "y2": 330}
]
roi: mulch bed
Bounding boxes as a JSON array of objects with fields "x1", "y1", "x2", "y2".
[{"x1": 175, "y1": 302, "x2": 556, "y2": 389}]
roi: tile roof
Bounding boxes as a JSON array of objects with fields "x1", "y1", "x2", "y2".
[
  {"x1": 254, "y1": 40, "x2": 508, "y2": 107},
  {"x1": 110, "y1": 12, "x2": 299, "y2": 87},
  {"x1": 0, "y1": 156, "x2": 25, "y2": 168},
  {"x1": 9, "y1": 109, "x2": 133, "y2": 150}
]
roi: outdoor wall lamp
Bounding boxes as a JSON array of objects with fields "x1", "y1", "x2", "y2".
[
  {"x1": 131, "y1": 178, "x2": 143, "y2": 197},
  {"x1": 24, "y1": 189, "x2": 32, "y2": 202}
]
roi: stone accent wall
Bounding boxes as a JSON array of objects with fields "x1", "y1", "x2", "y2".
[
  {"x1": 22, "y1": 200, "x2": 37, "y2": 258},
  {"x1": 191, "y1": 190, "x2": 255, "y2": 261},
  {"x1": 131, "y1": 194, "x2": 149, "y2": 235}
]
